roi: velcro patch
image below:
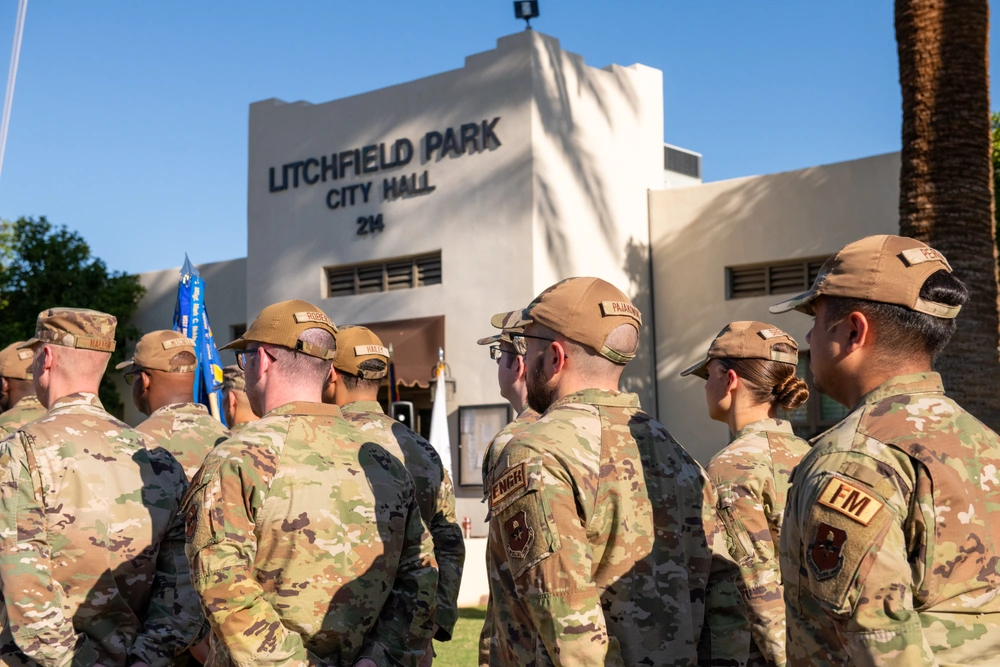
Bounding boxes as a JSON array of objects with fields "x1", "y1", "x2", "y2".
[
  {"x1": 504, "y1": 509, "x2": 534, "y2": 558},
  {"x1": 818, "y1": 477, "x2": 883, "y2": 526},
  {"x1": 16, "y1": 351, "x2": 32, "y2": 360},
  {"x1": 293, "y1": 311, "x2": 333, "y2": 326},
  {"x1": 162, "y1": 337, "x2": 195, "y2": 350},
  {"x1": 758, "y1": 328, "x2": 789, "y2": 340},
  {"x1": 74, "y1": 336, "x2": 116, "y2": 352},
  {"x1": 599, "y1": 301, "x2": 642, "y2": 324},
  {"x1": 354, "y1": 344, "x2": 390, "y2": 358},
  {"x1": 901, "y1": 247, "x2": 952, "y2": 270},
  {"x1": 491, "y1": 462, "x2": 526, "y2": 509},
  {"x1": 807, "y1": 522, "x2": 847, "y2": 580}
]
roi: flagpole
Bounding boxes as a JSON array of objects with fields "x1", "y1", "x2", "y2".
[{"x1": 0, "y1": 0, "x2": 28, "y2": 181}]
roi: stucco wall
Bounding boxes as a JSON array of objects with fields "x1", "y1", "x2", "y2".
[{"x1": 649, "y1": 152, "x2": 900, "y2": 464}]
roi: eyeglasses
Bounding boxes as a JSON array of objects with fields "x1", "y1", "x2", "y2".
[
  {"x1": 512, "y1": 333, "x2": 567, "y2": 358},
  {"x1": 235, "y1": 346, "x2": 277, "y2": 370},
  {"x1": 489, "y1": 345, "x2": 520, "y2": 363},
  {"x1": 123, "y1": 369, "x2": 144, "y2": 385}
]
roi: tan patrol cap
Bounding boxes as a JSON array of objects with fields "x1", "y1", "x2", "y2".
[
  {"x1": 0, "y1": 343, "x2": 34, "y2": 380},
  {"x1": 20, "y1": 308, "x2": 117, "y2": 352},
  {"x1": 333, "y1": 326, "x2": 390, "y2": 379},
  {"x1": 221, "y1": 365, "x2": 246, "y2": 392},
  {"x1": 116, "y1": 330, "x2": 196, "y2": 374},
  {"x1": 477, "y1": 310, "x2": 527, "y2": 354},
  {"x1": 220, "y1": 299, "x2": 337, "y2": 360},
  {"x1": 770, "y1": 235, "x2": 960, "y2": 318},
  {"x1": 495, "y1": 277, "x2": 642, "y2": 364},
  {"x1": 680, "y1": 321, "x2": 799, "y2": 379}
]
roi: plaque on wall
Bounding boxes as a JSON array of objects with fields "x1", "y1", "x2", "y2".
[{"x1": 457, "y1": 403, "x2": 512, "y2": 487}]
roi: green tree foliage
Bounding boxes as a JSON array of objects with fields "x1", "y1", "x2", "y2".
[{"x1": 0, "y1": 217, "x2": 145, "y2": 417}]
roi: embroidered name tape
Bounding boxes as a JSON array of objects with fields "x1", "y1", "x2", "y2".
[
  {"x1": 599, "y1": 301, "x2": 642, "y2": 324},
  {"x1": 162, "y1": 337, "x2": 194, "y2": 350},
  {"x1": 293, "y1": 311, "x2": 333, "y2": 326},
  {"x1": 818, "y1": 477, "x2": 884, "y2": 526},
  {"x1": 491, "y1": 462, "x2": 526, "y2": 509},
  {"x1": 17, "y1": 351, "x2": 32, "y2": 360},
  {"x1": 354, "y1": 345, "x2": 390, "y2": 358},
  {"x1": 758, "y1": 328, "x2": 789, "y2": 340},
  {"x1": 901, "y1": 247, "x2": 952, "y2": 270}
]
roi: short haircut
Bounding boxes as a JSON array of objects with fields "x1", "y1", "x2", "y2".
[
  {"x1": 170, "y1": 350, "x2": 197, "y2": 367},
  {"x1": 339, "y1": 359, "x2": 386, "y2": 393},
  {"x1": 822, "y1": 269, "x2": 969, "y2": 361},
  {"x1": 266, "y1": 327, "x2": 336, "y2": 384}
]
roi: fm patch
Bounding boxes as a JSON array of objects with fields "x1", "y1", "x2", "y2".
[
  {"x1": 504, "y1": 510, "x2": 534, "y2": 559},
  {"x1": 818, "y1": 477, "x2": 884, "y2": 526},
  {"x1": 490, "y1": 462, "x2": 526, "y2": 509},
  {"x1": 808, "y1": 522, "x2": 847, "y2": 580}
]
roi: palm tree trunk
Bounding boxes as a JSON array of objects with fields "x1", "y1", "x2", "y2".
[{"x1": 896, "y1": 0, "x2": 1000, "y2": 429}]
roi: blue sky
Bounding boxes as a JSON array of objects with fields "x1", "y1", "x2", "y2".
[{"x1": 0, "y1": 2, "x2": 994, "y2": 275}]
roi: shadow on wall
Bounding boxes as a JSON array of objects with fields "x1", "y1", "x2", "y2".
[
  {"x1": 620, "y1": 236, "x2": 655, "y2": 412},
  {"x1": 533, "y1": 35, "x2": 641, "y2": 278}
]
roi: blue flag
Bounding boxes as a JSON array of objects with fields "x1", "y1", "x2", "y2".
[{"x1": 173, "y1": 255, "x2": 226, "y2": 425}]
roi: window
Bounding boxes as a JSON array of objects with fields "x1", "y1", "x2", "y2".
[
  {"x1": 325, "y1": 251, "x2": 442, "y2": 298},
  {"x1": 726, "y1": 256, "x2": 828, "y2": 299},
  {"x1": 230, "y1": 323, "x2": 247, "y2": 341},
  {"x1": 781, "y1": 350, "x2": 851, "y2": 439}
]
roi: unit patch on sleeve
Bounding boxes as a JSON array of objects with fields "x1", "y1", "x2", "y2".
[
  {"x1": 504, "y1": 509, "x2": 534, "y2": 558},
  {"x1": 807, "y1": 522, "x2": 847, "y2": 580},
  {"x1": 817, "y1": 476, "x2": 884, "y2": 526},
  {"x1": 490, "y1": 462, "x2": 526, "y2": 509}
]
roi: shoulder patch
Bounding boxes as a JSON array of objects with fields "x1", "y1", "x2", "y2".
[
  {"x1": 807, "y1": 522, "x2": 847, "y2": 580},
  {"x1": 491, "y1": 462, "x2": 526, "y2": 509},
  {"x1": 817, "y1": 477, "x2": 884, "y2": 526}
]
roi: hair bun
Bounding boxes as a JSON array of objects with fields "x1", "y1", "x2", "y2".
[{"x1": 775, "y1": 375, "x2": 810, "y2": 411}]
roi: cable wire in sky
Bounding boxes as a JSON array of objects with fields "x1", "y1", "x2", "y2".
[{"x1": 0, "y1": 0, "x2": 28, "y2": 183}]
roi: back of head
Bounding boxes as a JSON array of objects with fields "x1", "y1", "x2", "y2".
[
  {"x1": 24, "y1": 308, "x2": 117, "y2": 404},
  {"x1": 332, "y1": 326, "x2": 389, "y2": 397}
]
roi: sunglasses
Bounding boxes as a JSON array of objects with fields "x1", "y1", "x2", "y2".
[{"x1": 235, "y1": 346, "x2": 277, "y2": 370}]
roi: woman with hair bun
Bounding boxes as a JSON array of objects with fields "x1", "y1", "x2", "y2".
[{"x1": 680, "y1": 321, "x2": 811, "y2": 667}]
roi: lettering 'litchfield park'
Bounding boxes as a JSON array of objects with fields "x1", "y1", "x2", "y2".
[{"x1": 267, "y1": 117, "x2": 502, "y2": 212}]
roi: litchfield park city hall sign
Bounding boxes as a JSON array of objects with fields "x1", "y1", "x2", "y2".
[{"x1": 267, "y1": 117, "x2": 502, "y2": 235}]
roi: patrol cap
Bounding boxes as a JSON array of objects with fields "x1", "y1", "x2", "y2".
[
  {"x1": 19, "y1": 308, "x2": 117, "y2": 352},
  {"x1": 221, "y1": 365, "x2": 246, "y2": 392},
  {"x1": 496, "y1": 277, "x2": 642, "y2": 364},
  {"x1": 477, "y1": 310, "x2": 527, "y2": 354},
  {"x1": 0, "y1": 343, "x2": 34, "y2": 380},
  {"x1": 220, "y1": 299, "x2": 337, "y2": 360},
  {"x1": 680, "y1": 321, "x2": 799, "y2": 379},
  {"x1": 333, "y1": 326, "x2": 390, "y2": 379},
  {"x1": 116, "y1": 330, "x2": 196, "y2": 374},
  {"x1": 769, "y1": 235, "x2": 960, "y2": 319}
]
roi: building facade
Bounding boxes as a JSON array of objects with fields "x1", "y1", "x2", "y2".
[{"x1": 125, "y1": 31, "x2": 898, "y2": 532}]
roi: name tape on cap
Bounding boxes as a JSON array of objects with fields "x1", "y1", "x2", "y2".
[
  {"x1": 354, "y1": 345, "x2": 390, "y2": 358},
  {"x1": 17, "y1": 351, "x2": 32, "y2": 360},
  {"x1": 817, "y1": 477, "x2": 884, "y2": 526},
  {"x1": 490, "y1": 462, "x2": 527, "y2": 509},
  {"x1": 293, "y1": 311, "x2": 334, "y2": 326},
  {"x1": 600, "y1": 301, "x2": 642, "y2": 325},
  {"x1": 758, "y1": 328, "x2": 789, "y2": 340},
  {"x1": 162, "y1": 337, "x2": 195, "y2": 350},
  {"x1": 901, "y1": 247, "x2": 952, "y2": 270}
]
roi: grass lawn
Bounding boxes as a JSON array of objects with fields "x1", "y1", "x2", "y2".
[{"x1": 434, "y1": 607, "x2": 486, "y2": 667}]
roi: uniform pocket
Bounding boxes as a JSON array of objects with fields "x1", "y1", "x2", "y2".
[{"x1": 717, "y1": 483, "x2": 754, "y2": 566}]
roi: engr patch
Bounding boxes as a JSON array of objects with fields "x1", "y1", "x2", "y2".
[{"x1": 490, "y1": 462, "x2": 526, "y2": 509}]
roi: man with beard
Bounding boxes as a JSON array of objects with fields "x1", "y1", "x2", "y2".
[
  {"x1": 770, "y1": 235, "x2": 1000, "y2": 666},
  {"x1": 0, "y1": 308, "x2": 201, "y2": 666},
  {"x1": 483, "y1": 277, "x2": 748, "y2": 667},
  {"x1": 475, "y1": 313, "x2": 539, "y2": 667},
  {"x1": 0, "y1": 342, "x2": 45, "y2": 435},
  {"x1": 183, "y1": 300, "x2": 438, "y2": 667},
  {"x1": 121, "y1": 330, "x2": 230, "y2": 481}
]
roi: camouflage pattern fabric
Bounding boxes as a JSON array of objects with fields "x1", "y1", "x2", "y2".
[
  {"x1": 707, "y1": 417, "x2": 809, "y2": 667},
  {"x1": 485, "y1": 388, "x2": 749, "y2": 666},
  {"x1": 0, "y1": 395, "x2": 46, "y2": 437},
  {"x1": 183, "y1": 401, "x2": 438, "y2": 667},
  {"x1": 0, "y1": 392, "x2": 201, "y2": 667},
  {"x1": 341, "y1": 400, "x2": 465, "y2": 641},
  {"x1": 781, "y1": 373, "x2": 1000, "y2": 666},
  {"x1": 135, "y1": 402, "x2": 230, "y2": 481},
  {"x1": 478, "y1": 406, "x2": 540, "y2": 667}
]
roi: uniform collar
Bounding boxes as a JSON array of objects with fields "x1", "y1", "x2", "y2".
[
  {"x1": 855, "y1": 372, "x2": 944, "y2": 411},
  {"x1": 342, "y1": 400, "x2": 384, "y2": 415},
  {"x1": 265, "y1": 401, "x2": 343, "y2": 418},
  {"x1": 48, "y1": 392, "x2": 104, "y2": 411},
  {"x1": 148, "y1": 402, "x2": 210, "y2": 419},
  {"x1": 731, "y1": 417, "x2": 794, "y2": 442},
  {"x1": 546, "y1": 388, "x2": 640, "y2": 413},
  {"x1": 10, "y1": 395, "x2": 42, "y2": 410}
]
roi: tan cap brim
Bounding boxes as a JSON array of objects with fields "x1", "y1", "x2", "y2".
[
  {"x1": 491, "y1": 309, "x2": 532, "y2": 330},
  {"x1": 679, "y1": 355, "x2": 711, "y2": 379},
  {"x1": 17, "y1": 339, "x2": 40, "y2": 350},
  {"x1": 219, "y1": 337, "x2": 249, "y2": 351},
  {"x1": 115, "y1": 359, "x2": 138, "y2": 372},
  {"x1": 477, "y1": 334, "x2": 502, "y2": 346},
  {"x1": 769, "y1": 289, "x2": 819, "y2": 316}
]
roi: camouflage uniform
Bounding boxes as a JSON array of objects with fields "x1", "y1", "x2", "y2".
[
  {"x1": 0, "y1": 393, "x2": 201, "y2": 666},
  {"x1": 183, "y1": 401, "x2": 438, "y2": 667},
  {"x1": 781, "y1": 373, "x2": 1000, "y2": 666},
  {"x1": 486, "y1": 388, "x2": 749, "y2": 666},
  {"x1": 0, "y1": 395, "x2": 45, "y2": 437},
  {"x1": 478, "y1": 406, "x2": 540, "y2": 667},
  {"x1": 135, "y1": 402, "x2": 230, "y2": 481},
  {"x1": 707, "y1": 418, "x2": 809, "y2": 667},
  {"x1": 341, "y1": 400, "x2": 464, "y2": 640}
]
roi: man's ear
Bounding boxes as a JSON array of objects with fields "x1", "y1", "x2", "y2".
[
  {"x1": 140, "y1": 370, "x2": 152, "y2": 395},
  {"x1": 226, "y1": 390, "x2": 237, "y2": 412},
  {"x1": 1, "y1": 377, "x2": 8, "y2": 394},
  {"x1": 515, "y1": 355, "x2": 527, "y2": 381},
  {"x1": 846, "y1": 311, "x2": 872, "y2": 352},
  {"x1": 550, "y1": 341, "x2": 569, "y2": 374}
]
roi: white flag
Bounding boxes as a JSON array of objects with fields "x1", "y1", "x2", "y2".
[{"x1": 428, "y1": 361, "x2": 453, "y2": 479}]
